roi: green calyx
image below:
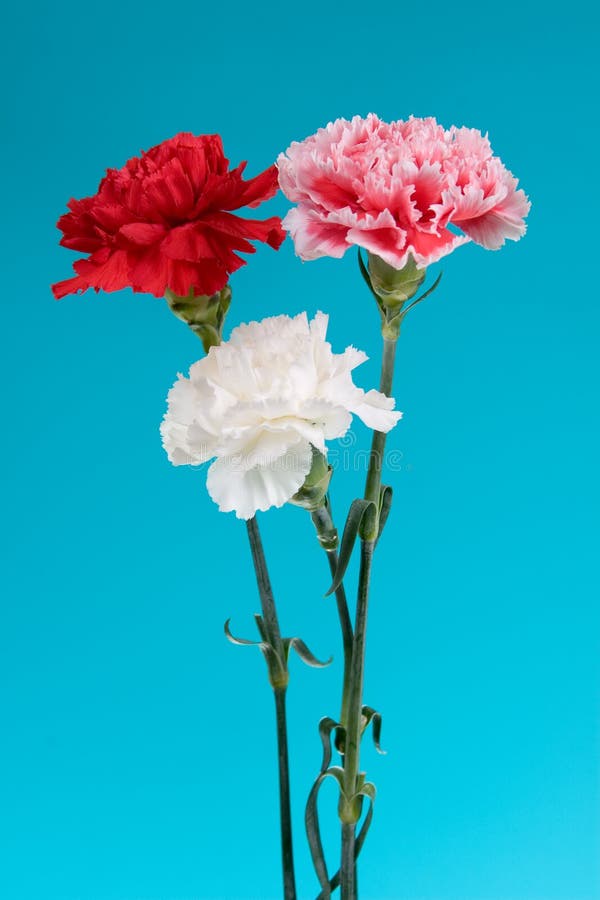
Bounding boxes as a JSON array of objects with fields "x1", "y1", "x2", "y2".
[
  {"x1": 358, "y1": 250, "x2": 443, "y2": 341},
  {"x1": 289, "y1": 447, "x2": 333, "y2": 512},
  {"x1": 368, "y1": 253, "x2": 426, "y2": 308},
  {"x1": 164, "y1": 284, "x2": 232, "y2": 352}
]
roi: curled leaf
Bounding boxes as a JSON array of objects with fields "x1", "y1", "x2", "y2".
[
  {"x1": 316, "y1": 716, "x2": 344, "y2": 773},
  {"x1": 376, "y1": 484, "x2": 393, "y2": 544},
  {"x1": 315, "y1": 781, "x2": 376, "y2": 899},
  {"x1": 400, "y1": 270, "x2": 443, "y2": 318},
  {"x1": 285, "y1": 636, "x2": 332, "y2": 669},
  {"x1": 305, "y1": 766, "x2": 347, "y2": 897},
  {"x1": 357, "y1": 248, "x2": 381, "y2": 304},
  {"x1": 362, "y1": 705, "x2": 386, "y2": 754},
  {"x1": 224, "y1": 618, "x2": 287, "y2": 689},
  {"x1": 224, "y1": 618, "x2": 262, "y2": 647},
  {"x1": 325, "y1": 499, "x2": 378, "y2": 597}
]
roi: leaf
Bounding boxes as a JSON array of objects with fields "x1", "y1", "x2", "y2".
[
  {"x1": 223, "y1": 618, "x2": 262, "y2": 647},
  {"x1": 285, "y1": 637, "x2": 333, "y2": 669},
  {"x1": 305, "y1": 766, "x2": 347, "y2": 897},
  {"x1": 316, "y1": 717, "x2": 343, "y2": 773},
  {"x1": 305, "y1": 774, "x2": 332, "y2": 897},
  {"x1": 224, "y1": 618, "x2": 287, "y2": 688},
  {"x1": 358, "y1": 780, "x2": 377, "y2": 803},
  {"x1": 362, "y1": 705, "x2": 386, "y2": 754},
  {"x1": 400, "y1": 270, "x2": 443, "y2": 317},
  {"x1": 260, "y1": 642, "x2": 287, "y2": 686},
  {"x1": 357, "y1": 248, "x2": 380, "y2": 303},
  {"x1": 315, "y1": 782, "x2": 376, "y2": 899},
  {"x1": 325, "y1": 499, "x2": 378, "y2": 597},
  {"x1": 371, "y1": 712, "x2": 385, "y2": 755},
  {"x1": 253, "y1": 614, "x2": 268, "y2": 643},
  {"x1": 376, "y1": 484, "x2": 393, "y2": 543}
]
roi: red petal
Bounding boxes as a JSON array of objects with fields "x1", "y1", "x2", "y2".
[
  {"x1": 118, "y1": 222, "x2": 167, "y2": 246},
  {"x1": 128, "y1": 248, "x2": 171, "y2": 297},
  {"x1": 165, "y1": 258, "x2": 230, "y2": 298},
  {"x1": 136, "y1": 156, "x2": 195, "y2": 221},
  {"x1": 161, "y1": 224, "x2": 214, "y2": 261},
  {"x1": 203, "y1": 211, "x2": 286, "y2": 249},
  {"x1": 51, "y1": 274, "x2": 91, "y2": 299},
  {"x1": 235, "y1": 165, "x2": 280, "y2": 209},
  {"x1": 72, "y1": 248, "x2": 131, "y2": 293}
]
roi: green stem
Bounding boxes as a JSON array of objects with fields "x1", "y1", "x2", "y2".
[
  {"x1": 274, "y1": 687, "x2": 296, "y2": 900},
  {"x1": 246, "y1": 517, "x2": 297, "y2": 900},
  {"x1": 340, "y1": 539, "x2": 374, "y2": 900},
  {"x1": 341, "y1": 823, "x2": 356, "y2": 900},
  {"x1": 311, "y1": 504, "x2": 353, "y2": 726},
  {"x1": 339, "y1": 335, "x2": 398, "y2": 898},
  {"x1": 364, "y1": 338, "x2": 398, "y2": 504},
  {"x1": 246, "y1": 517, "x2": 285, "y2": 657}
]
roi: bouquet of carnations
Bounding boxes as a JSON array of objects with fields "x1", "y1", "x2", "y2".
[{"x1": 53, "y1": 114, "x2": 529, "y2": 899}]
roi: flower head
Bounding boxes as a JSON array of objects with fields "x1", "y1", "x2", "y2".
[
  {"x1": 277, "y1": 114, "x2": 530, "y2": 269},
  {"x1": 52, "y1": 133, "x2": 286, "y2": 300},
  {"x1": 160, "y1": 312, "x2": 401, "y2": 519}
]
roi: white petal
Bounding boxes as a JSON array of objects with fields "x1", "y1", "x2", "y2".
[
  {"x1": 161, "y1": 311, "x2": 404, "y2": 511},
  {"x1": 341, "y1": 346, "x2": 368, "y2": 371},
  {"x1": 206, "y1": 441, "x2": 313, "y2": 519},
  {"x1": 309, "y1": 311, "x2": 329, "y2": 342},
  {"x1": 352, "y1": 389, "x2": 403, "y2": 432},
  {"x1": 217, "y1": 421, "x2": 308, "y2": 468}
]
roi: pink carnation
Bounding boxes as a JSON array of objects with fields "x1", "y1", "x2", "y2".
[{"x1": 277, "y1": 114, "x2": 530, "y2": 269}]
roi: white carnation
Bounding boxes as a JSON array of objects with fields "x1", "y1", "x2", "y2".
[{"x1": 160, "y1": 312, "x2": 402, "y2": 519}]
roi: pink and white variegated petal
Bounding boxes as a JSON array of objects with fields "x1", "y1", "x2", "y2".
[{"x1": 282, "y1": 206, "x2": 350, "y2": 260}]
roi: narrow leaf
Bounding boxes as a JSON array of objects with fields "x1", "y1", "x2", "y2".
[
  {"x1": 376, "y1": 484, "x2": 393, "y2": 543},
  {"x1": 401, "y1": 270, "x2": 443, "y2": 316},
  {"x1": 258, "y1": 644, "x2": 289, "y2": 691},
  {"x1": 223, "y1": 618, "x2": 261, "y2": 646},
  {"x1": 254, "y1": 614, "x2": 268, "y2": 643},
  {"x1": 305, "y1": 773, "x2": 332, "y2": 896},
  {"x1": 316, "y1": 784, "x2": 376, "y2": 899},
  {"x1": 305, "y1": 767, "x2": 346, "y2": 897},
  {"x1": 371, "y1": 711, "x2": 385, "y2": 754},
  {"x1": 325, "y1": 499, "x2": 377, "y2": 597},
  {"x1": 317, "y1": 717, "x2": 339, "y2": 773},
  {"x1": 357, "y1": 248, "x2": 380, "y2": 303},
  {"x1": 287, "y1": 637, "x2": 332, "y2": 669},
  {"x1": 362, "y1": 705, "x2": 386, "y2": 754}
]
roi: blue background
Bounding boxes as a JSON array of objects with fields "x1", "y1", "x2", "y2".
[{"x1": 1, "y1": 1, "x2": 598, "y2": 897}]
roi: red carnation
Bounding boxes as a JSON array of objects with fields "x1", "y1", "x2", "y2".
[{"x1": 52, "y1": 133, "x2": 286, "y2": 300}]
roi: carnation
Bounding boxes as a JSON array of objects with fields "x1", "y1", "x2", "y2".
[
  {"x1": 277, "y1": 114, "x2": 530, "y2": 269},
  {"x1": 52, "y1": 133, "x2": 286, "y2": 300},
  {"x1": 160, "y1": 312, "x2": 401, "y2": 519}
]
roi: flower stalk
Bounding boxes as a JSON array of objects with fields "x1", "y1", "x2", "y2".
[
  {"x1": 364, "y1": 338, "x2": 398, "y2": 504},
  {"x1": 246, "y1": 516, "x2": 296, "y2": 900},
  {"x1": 340, "y1": 538, "x2": 375, "y2": 900},
  {"x1": 311, "y1": 502, "x2": 353, "y2": 726},
  {"x1": 339, "y1": 300, "x2": 400, "y2": 898}
]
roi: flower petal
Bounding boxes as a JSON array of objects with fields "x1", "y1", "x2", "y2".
[{"x1": 206, "y1": 441, "x2": 313, "y2": 519}]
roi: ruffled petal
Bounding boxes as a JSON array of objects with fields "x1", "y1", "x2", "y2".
[
  {"x1": 282, "y1": 206, "x2": 350, "y2": 260},
  {"x1": 71, "y1": 248, "x2": 131, "y2": 294},
  {"x1": 206, "y1": 441, "x2": 313, "y2": 519},
  {"x1": 53, "y1": 133, "x2": 285, "y2": 299},
  {"x1": 278, "y1": 114, "x2": 529, "y2": 264},
  {"x1": 351, "y1": 388, "x2": 402, "y2": 432}
]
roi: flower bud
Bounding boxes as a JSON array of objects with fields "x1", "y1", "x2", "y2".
[
  {"x1": 367, "y1": 253, "x2": 426, "y2": 309},
  {"x1": 165, "y1": 285, "x2": 232, "y2": 352},
  {"x1": 289, "y1": 447, "x2": 333, "y2": 512}
]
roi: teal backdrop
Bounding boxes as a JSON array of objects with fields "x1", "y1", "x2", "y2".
[{"x1": 1, "y1": 1, "x2": 598, "y2": 898}]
